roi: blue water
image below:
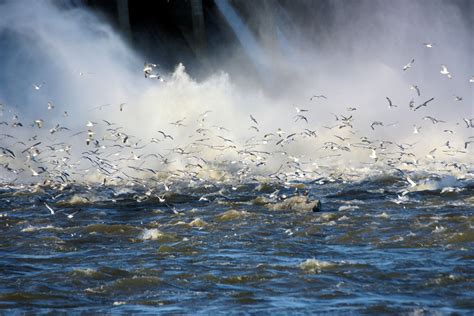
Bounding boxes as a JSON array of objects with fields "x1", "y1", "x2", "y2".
[{"x1": 1, "y1": 176, "x2": 473, "y2": 314}]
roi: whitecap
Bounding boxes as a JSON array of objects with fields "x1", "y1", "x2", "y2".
[
  {"x1": 376, "y1": 212, "x2": 390, "y2": 219},
  {"x1": 338, "y1": 205, "x2": 359, "y2": 211},
  {"x1": 299, "y1": 258, "x2": 335, "y2": 273},
  {"x1": 140, "y1": 228, "x2": 162, "y2": 240},
  {"x1": 433, "y1": 225, "x2": 446, "y2": 233},
  {"x1": 21, "y1": 225, "x2": 59, "y2": 232}
]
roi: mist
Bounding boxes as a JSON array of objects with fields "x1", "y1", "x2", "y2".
[{"x1": 0, "y1": 0, "x2": 472, "y2": 184}]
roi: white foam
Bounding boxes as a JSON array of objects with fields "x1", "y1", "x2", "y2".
[
  {"x1": 140, "y1": 228, "x2": 163, "y2": 240},
  {"x1": 21, "y1": 225, "x2": 59, "y2": 232},
  {"x1": 299, "y1": 258, "x2": 335, "y2": 273}
]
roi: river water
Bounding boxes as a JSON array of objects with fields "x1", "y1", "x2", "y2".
[{"x1": 1, "y1": 173, "x2": 473, "y2": 314}]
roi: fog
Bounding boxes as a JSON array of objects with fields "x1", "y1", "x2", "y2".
[{"x1": 0, "y1": 0, "x2": 472, "y2": 184}]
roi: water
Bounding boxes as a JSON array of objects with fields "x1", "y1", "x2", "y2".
[{"x1": 1, "y1": 174, "x2": 473, "y2": 314}]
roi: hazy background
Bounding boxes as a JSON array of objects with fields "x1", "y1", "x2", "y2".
[{"x1": 0, "y1": 0, "x2": 472, "y2": 181}]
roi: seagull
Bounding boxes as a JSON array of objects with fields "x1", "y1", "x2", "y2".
[
  {"x1": 158, "y1": 130, "x2": 174, "y2": 140},
  {"x1": 462, "y1": 118, "x2": 473, "y2": 128},
  {"x1": 386, "y1": 97, "x2": 397, "y2": 108},
  {"x1": 470, "y1": 76, "x2": 474, "y2": 83},
  {"x1": 426, "y1": 147, "x2": 437, "y2": 160},
  {"x1": 170, "y1": 118, "x2": 186, "y2": 127},
  {"x1": 413, "y1": 125, "x2": 421, "y2": 134},
  {"x1": 409, "y1": 99, "x2": 415, "y2": 109},
  {"x1": 47, "y1": 101, "x2": 54, "y2": 110},
  {"x1": 49, "y1": 124, "x2": 68, "y2": 134},
  {"x1": 66, "y1": 211, "x2": 78, "y2": 219},
  {"x1": 369, "y1": 149, "x2": 377, "y2": 160},
  {"x1": 34, "y1": 119, "x2": 43, "y2": 128},
  {"x1": 440, "y1": 65, "x2": 451, "y2": 78},
  {"x1": 310, "y1": 95, "x2": 327, "y2": 100},
  {"x1": 410, "y1": 85, "x2": 420, "y2": 96},
  {"x1": 76, "y1": 70, "x2": 95, "y2": 76},
  {"x1": 0, "y1": 147, "x2": 15, "y2": 159},
  {"x1": 217, "y1": 136, "x2": 233, "y2": 143},
  {"x1": 102, "y1": 119, "x2": 114, "y2": 126},
  {"x1": 143, "y1": 62, "x2": 157, "y2": 77},
  {"x1": 44, "y1": 202, "x2": 55, "y2": 215},
  {"x1": 21, "y1": 142, "x2": 41, "y2": 154},
  {"x1": 414, "y1": 97, "x2": 434, "y2": 111},
  {"x1": 440, "y1": 64, "x2": 449, "y2": 75},
  {"x1": 453, "y1": 95, "x2": 462, "y2": 101},
  {"x1": 119, "y1": 103, "x2": 125, "y2": 111},
  {"x1": 294, "y1": 114, "x2": 308, "y2": 123},
  {"x1": 148, "y1": 74, "x2": 165, "y2": 82},
  {"x1": 91, "y1": 104, "x2": 111, "y2": 111},
  {"x1": 423, "y1": 43, "x2": 435, "y2": 48},
  {"x1": 407, "y1": 176, "x2": 416, "y2": 188},
  {"x1": 370, "y1": 121, "x2": 384, "y2": 130},
  {"x1": 86, "y1": 121, "x2": 97, "y2": 127},
  {"x1": 250, "y1": 115, "x2": 258, "y2": 125},
  {"x1": 403, "y1": 58, "x2": 415, "y2": 71},
  {"x1": 32, "y1": 82, "x2": 45, "y2": 90},
  {"x1": 334, "y1": 135, "x2": 349, "y2": 141},
  {"x1": 29, "y1": 167, "x2": 40, "y2": 176},
  {"x1": 295, "y1": 107, "x2": 308, "y2": 113},
  {"x1": 199, "y1": 110, "x2": 212, "y2": 118},
  {"x1": 423, "y1": 116, "x2": 445, "y2": 124}
]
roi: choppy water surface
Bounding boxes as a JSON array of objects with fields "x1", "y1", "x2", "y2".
[{"x1": 1, "y1": 173, "x2": 473, "y2": 314}]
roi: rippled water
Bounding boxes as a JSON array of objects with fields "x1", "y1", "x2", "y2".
[{"x1": 1, "y1": 173, "x2": 473, "y2": 314}]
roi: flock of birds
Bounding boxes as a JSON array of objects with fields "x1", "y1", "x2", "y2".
[{"x1": 0, "y1": 44, "x2": 473, "y2": 205}]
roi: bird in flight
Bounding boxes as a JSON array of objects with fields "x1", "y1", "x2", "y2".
[
  {"x1": 294, "y1": 114, "x2": 308, "y2": 124},
  {"x1": 440, "y1": 65, "x2": 452, "y2": 78},
  {"x1": 423, "y1": 116, "x2": 445, "y2": 124},
  {"x1": 250, "y1": 115, "x2": 258, "y2": 125},
  {"x1": 370, "y1": 121, "x2": 384, "y2": 130},
  {"x1": 32, "y1": 82, "x2": 45, "y2": 90},
  {"x1": 410, "y1": 85, "x2": 420, "y2": 96},
  {"x1": 144, "y1": 63, "x2": 157, "y2": 77},
  {"x1": 414, "y1": 97, "x2": 434, "y2": 111},
  {"x1": 310, "y1": 95, "x2": 327, "y2": 100},
  {"x1": 463, "y1": 118, "x2": 473, "y2": 128},
  {"x1": 403, "y1": 58, "x2": 415, "y2": 71},
  {"x1": 386, "y1": 97, "x2": 398, "y2": 108},
  {"x1": 295, "y1": 107, "x2": 308, "y2": 113}
]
